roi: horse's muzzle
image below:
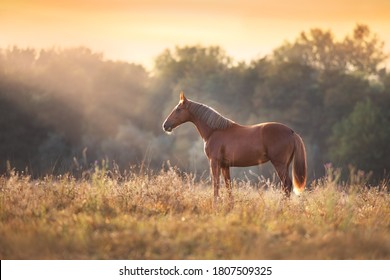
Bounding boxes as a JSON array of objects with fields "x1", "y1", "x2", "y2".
[{"x1": 163, "y1": 123, "x2": 173, "y2": 133}]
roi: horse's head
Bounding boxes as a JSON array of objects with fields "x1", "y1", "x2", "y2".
[{"x1": 162, "y1": 92, "x2": 191, "y2": 133}]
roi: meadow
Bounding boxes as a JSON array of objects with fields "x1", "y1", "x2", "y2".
[{"x1": 0, "y1": 165, "x2": 389, "y2": 260}]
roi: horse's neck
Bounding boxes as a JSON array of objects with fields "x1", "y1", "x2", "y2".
[{"x1": 191, "y1": 117, "x2": 215, "y2": 142}]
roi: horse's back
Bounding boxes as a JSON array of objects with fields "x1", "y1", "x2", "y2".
[{"x1": 258, "y1": 122, "x2": 295, "y2": 138}]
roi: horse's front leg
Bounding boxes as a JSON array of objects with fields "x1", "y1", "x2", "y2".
[
  {"x1": 221, "y1": 166, "x2": 233, "y2": 205},
  {"x1": 210, "y1": 159, "x2": 220, "y2": 207}
]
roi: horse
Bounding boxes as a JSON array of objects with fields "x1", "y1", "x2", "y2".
[{"x1": 162, "y1": 92, "x2": 307, "y2": 205}]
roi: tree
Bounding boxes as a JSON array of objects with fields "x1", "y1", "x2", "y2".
[
  {"x1": 273, "y1": 28, "x2": 341, "y2": 71},
  {"x1": 151, "y1": 45, "x2": 252, "y2": 125},
  {"x1": 0, "y1": 47, "x2": 150, "y2": 175},
  {"x1": 329, "y1": 99, "x2": 390, "y2": 177},
  {"x1": 273, "y1": 24, "x2": 387, "y2": 76},
  {"x1": 342, "y1": 24, "x2": 387, "y2": 75},
  {"x1": 1, "y1": 25, "x2": 389, "y2": 179}
]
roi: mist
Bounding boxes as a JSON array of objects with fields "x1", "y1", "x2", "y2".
[
  {"x1": 0, "y1": 47, "x2": 168, "y2": 175},
  {"x1": 1, "y1": 25, "x2": 390, "y2": 181}
]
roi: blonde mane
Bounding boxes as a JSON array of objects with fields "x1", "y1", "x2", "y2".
[{"x1": 187, "y1": 100, "x2": 234, "y2": 130}]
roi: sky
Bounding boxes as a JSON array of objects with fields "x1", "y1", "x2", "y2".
[{"x1": 1, "y1": 0, "x2": 390, "y2": 70}]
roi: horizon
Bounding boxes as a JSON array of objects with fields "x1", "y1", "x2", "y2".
[{"x1": 1, "y1": 0, "x2": 390, "y2": 70}]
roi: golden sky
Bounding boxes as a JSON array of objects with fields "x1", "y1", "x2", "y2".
[{"x1": 2, "y1": 0, "x2": 390, "y2": 69}]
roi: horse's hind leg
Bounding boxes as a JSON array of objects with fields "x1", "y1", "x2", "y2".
[{"x1": 272, "y1": 162, "x2": 292, "y2": 196}]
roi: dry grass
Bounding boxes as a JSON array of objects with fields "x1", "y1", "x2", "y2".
[{"x1": 0, "y1": 166, "x2": 389, "y2": 260}]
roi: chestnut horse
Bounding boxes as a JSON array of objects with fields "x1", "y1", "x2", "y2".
[{"x1": 163, "y1": 92, "x2": 307, "y2": 205}]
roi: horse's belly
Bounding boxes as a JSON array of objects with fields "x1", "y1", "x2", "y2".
[{"x1": 224, "y1": 147, "x2": 268, "y2": 167}]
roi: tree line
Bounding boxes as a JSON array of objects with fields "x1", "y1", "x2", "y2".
[{"x1": 0, "y1": 24, "x2": 389, "y2": 180}]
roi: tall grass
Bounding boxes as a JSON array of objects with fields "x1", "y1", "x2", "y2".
[{"x1": 0, "y1": 166, "x2": 389, "y2": 259}]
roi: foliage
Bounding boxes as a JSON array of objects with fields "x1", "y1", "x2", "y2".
[
  {"x1": 0, "y1": 168, "x2": 389, "y2": 259},
  {"x1": 329, "y1": 100, "x2": 390, "y2": 175},
  {"x1": 273, "y1": 24, "x2": 387, "y2": 75},
  {"x1": 0, "y1": 24, "x2": 389, "y2": 180},
  {"x1": 0, "y1": 47, "x2": 151, "y2": 174}
]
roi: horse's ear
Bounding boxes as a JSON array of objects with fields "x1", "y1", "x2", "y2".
[{"x1": 179, "y1": 91, "x2": 187, "y2": 104}]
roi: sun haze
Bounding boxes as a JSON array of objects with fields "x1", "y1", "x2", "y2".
[{"x1": 1, "y1": 0, "x2": 390, "y2": 68}]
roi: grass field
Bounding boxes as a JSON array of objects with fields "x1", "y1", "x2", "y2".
[{"x1": 0, "y1": 165, "x2": 389, "y2": 260}]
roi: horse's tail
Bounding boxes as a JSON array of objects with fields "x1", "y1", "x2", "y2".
[{"x1": 292, "y1": 133, "x2": 307, "y2": 195}]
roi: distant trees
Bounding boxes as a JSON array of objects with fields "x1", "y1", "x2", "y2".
[
  {"x1": 329, "y1": 99, "x2": 390, "y2": 177},
  {"x1": 252, "y1": 24, "x2": 389, "y2": 178},
  {"x1": 0, "y1": 25, "x2": 389, "y2": 180},
  {"x1": 273, "y1": 24, "x2": 387, "y2": 75},
  {"x1": 152, "y1": 45, "x2": 253, "y2": 122},
  {"x1": 0, "y1": 47, "x2": 150, "y2": 174}
]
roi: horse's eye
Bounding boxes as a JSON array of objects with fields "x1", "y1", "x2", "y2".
[{"x1": 176, "y1": 108, "x2": 181, "y2": 113}]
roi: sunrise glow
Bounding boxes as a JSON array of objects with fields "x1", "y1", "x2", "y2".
[{"x1": 2, "y1": 0, "x2": 390, "y2": 68}]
